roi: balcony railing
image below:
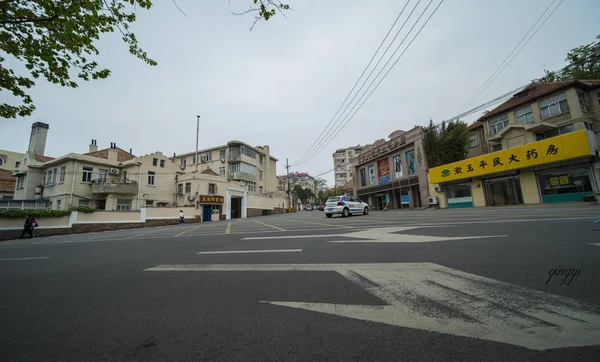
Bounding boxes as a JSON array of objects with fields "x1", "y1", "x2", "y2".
[
  {"x1": 91, "y1": 181, "x2": 138, "y2": 195},
  {"x1": 228, "y1": 172, "x2": 257, "y2": 182}
]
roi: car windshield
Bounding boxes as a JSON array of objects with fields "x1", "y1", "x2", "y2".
[{"x1": 326, "y1": 197, "x2": 340, "y2": 202}]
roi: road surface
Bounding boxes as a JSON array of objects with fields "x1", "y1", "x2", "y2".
[{"x1": 1, "y1": 205, "x2": 599, "y2": 361}]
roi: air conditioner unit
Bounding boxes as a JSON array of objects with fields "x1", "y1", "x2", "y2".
[
  {"x1": 428, "y1": 196, "x2": 439, "y2": 205},
  {"x1": 220, "y1": 158, "x2": 225, "y2": 163},
  {"x1": 187, "y1": 194, "x2": 195, "y2": 201},
  {"x1": 109, "y1": 168, "x2": 120, "y2": 175}
]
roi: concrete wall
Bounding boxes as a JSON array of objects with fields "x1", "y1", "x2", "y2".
[
  {"x1": 247, "y1": 194, "x2": 288, "y2": 210},
  {"x1": 77, "y1": 211, "x2": 141, "y2": 223},
  {"x1": 0, "y1": 215, "x2": 70, "y2": 229},
  {"x1": 471, "y1": 180, "x2": 486, "y2": 207}
]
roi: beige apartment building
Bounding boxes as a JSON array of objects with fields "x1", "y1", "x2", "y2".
[
  {"x1": 333, "y1": 145, "x2": 365, "y2": 187},
  {"x1": 466, "y1": 121, "x2": 489, "y2": 158},
  {"x1": 352, "y1": 127, "x2": 430, "y2": 210},
  {"x1": 429, "y1": 80, "x2": 600, "y2": 208},
  {"x1": 9, "y1": 123, "x2": 288, "y2": 219},
  {"x1": 0, "y1": 149, "x2": 24, "y2": 172}
]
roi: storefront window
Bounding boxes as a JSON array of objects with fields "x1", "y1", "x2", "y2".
[
  {"x1": 538, "y1": 169, "x2": 593, "y2": 202},
  {"x1": 446, "y1": 183, "x2": 473, "y2": 208}
]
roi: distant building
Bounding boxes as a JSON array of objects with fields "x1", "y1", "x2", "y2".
[
  {"x1": 277, "y1": 172, "x2": 317, "y2": 194},
  {"x1": 467, "y1": 121, "x2": 489, "y2": 158},
  {"x1": 351, "y1": 128, "x2": 429, "y2": 210},
  {"x1": 0, "y1": 169, "x2": 16, "y2": 199},
  {"x1": 333, "y1": 145, "x2": 366, "y2": 187},
  {"x1": 0, "y1": 149, "x2": 24, "y2": 172}
]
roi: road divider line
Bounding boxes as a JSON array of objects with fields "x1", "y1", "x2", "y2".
[
  {"x1": 225, "y1": 222, "x2": 232, "y2": 234},
  {"x1": 0, "y1": 257, "x2": 49, "y2": 261},
  {"x1": 175, "y1": 225, "x2": 203, "y2": 237},
  {"x1": 589, "y1": 243, "x2": 600, "y2": 247},
  {"x1": 243, "y1": 234, "x2": 341, "y2": 240},
  {"x1": 197, "y1": 249, "x2": 302, "y2": 255},
  {"x1": 127, "y1": 230, "x2": 156, "y2": 239},
  {"x1": 253, "y1": 220, "x2": 286, "y2": 231}
]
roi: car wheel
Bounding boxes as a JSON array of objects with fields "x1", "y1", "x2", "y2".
[
  {"x1": 326, "y1": 213, "x2": 333, "y2": 218},
  {"x1": 363, "y1": 207, "x2": 369, "y2": 215},
  {"x1": 342, "y1": 208, "x2": 349, "y2": 217}
]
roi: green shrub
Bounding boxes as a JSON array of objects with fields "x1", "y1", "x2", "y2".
[{"x1": 0, "y1": 206, "x2": 100, "y2": 219}]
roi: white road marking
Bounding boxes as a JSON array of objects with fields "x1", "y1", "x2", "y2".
[
  {"x1": 144, "y1": 262, "x2": 600, "y2": 350},
  {"x1": 197, "y1": 249, "x2": 302, "y2": 255},
  {"x1": 244, "y1": 227, "x2": 505, "y2": 243},
  {"x1": 0, "y1": 257, "x2": 49, "y2": 261},
  {"x1": 589, "y1": 243, "x2": 600, "y2": 247}
]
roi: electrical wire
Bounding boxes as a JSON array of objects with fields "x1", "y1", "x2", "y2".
[
  {"x1": 298, "y1": 0, "x2": 444, "y2": 166},
  {"x1": 455, "y1": 0, "x2": 564, "y2": 115},
  {"x1": 293, "y1": 0, "x2": 420, "y2": 166},
  {"x1": 293, "y1": 0, "x2": 414, "y2": 166}
]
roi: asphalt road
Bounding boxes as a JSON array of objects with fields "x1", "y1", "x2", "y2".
[{"x1": 1, "y1": 205, "x2": 600, "y2": 361}]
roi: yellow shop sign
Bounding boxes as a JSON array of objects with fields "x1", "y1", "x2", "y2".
[{"x1": 429, "y1": 130, "x2": 593, "y2": 184}]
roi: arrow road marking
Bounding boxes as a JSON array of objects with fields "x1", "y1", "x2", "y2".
[
  {"x1": 144, "y1": 262, "x2": 600, "y2": 350},
  {"x1": 242, "y1": 227, "x2": 506, "y2": 243}
]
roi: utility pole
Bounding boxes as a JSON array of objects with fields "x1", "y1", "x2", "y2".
[
  {"x1": 195, "y1": 115, "x2": 200, "y2": 176},
  {"x1": 285, "y1": 158, "x2": 291, "y2": 211}
]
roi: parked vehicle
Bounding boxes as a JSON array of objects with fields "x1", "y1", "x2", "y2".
[
  {"x1": 305, "y1": 205, "x2": 312, "y2": 211},
  {"x1": 318, "y1": 205, "x2": 325, "y2": 211},
  {"x1": 324, "y1": 196, "x2": 369, "y2": 218}
]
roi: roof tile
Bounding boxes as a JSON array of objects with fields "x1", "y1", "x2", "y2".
[{"x1": 84, "y1": 148, "x2": 136, "y2": 163}]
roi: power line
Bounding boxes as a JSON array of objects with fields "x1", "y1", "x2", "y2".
[
  {"x1": 298, "y1": 0, "x2": 444, "y2": 166},
  {"x1": 296, "y1": 0, "x2": 421, "y2": 164},
  {"x1": 455, "y1": 0, "x2": 564, "y2": 115},
  {"x1": 292, "y1": 0, "x2": 414, "y2": 166}
]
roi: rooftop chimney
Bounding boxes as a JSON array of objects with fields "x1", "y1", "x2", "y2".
[
  {"x1": 89, "y1": 139, "x2": 98, "y2": 153},
  {"x1": 108, "y1": 142, "x2": 118, "y2": 162},
  {"x1": 129, "y1": 148, "x2": 132, "y2": 155},
  {"x1": 28, "y1": 122, "x2": 49, "y2": 156}
]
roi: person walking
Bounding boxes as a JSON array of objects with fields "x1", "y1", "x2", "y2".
[
  {"x1": 20, "y1": 215, "x2": 35, "y2": 239},
  {"x1": 179, "y1": 210, "x2": 185, "y2": 224}
]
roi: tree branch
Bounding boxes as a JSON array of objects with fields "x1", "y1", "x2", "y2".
[{"x1": 0, "y1": 15, "x2": 58, "y2": 25}]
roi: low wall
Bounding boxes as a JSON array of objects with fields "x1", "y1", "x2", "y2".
[
  {"x1": 77, "y1": 211, "x2": 141, "y2": 223},
  {"x1": 0, "y1": 215, "x2": 71, "y2": 229},
  {"x1": 247, "y1": 194, "x2": 288, "y2": 210},
  {"x1": 145, "y1": 207, "x2": 197, "y2": 220}
]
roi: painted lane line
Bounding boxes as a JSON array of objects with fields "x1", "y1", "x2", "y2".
[
  {"x1": 242, "y1": 234, "x2": 343, "y2": 240},
  {"x1": 175, "y1": 225, "x2": 203, "y2": 237},
  {"x1": 327, "y1": 235, "x2": 506, "y2": 243},
  {"x1": 143, "y1": 262, "x2": 600, "y2": 351},
  {"x1": 286, "y1": 219, "x2": 355, "y2": 229},
  {"x1": 0, "y1": 257, "x2": 49, "y2": 261},
  {"x1": 589, "y1": 243, "x2": 600, "y2": 247},
  {"x1": 252, "y1": 220, "x2": 286, "y2": 231},
  {"x1": 196, "y1": 249, "x2": 302, "y2": 255},
  {"x1": 225, "y1": 222, "x2": 232, "y2": 234}
]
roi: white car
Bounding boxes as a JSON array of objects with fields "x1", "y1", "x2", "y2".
[
  {"x1": 324, "y1": 195, "x2": 369, "y2": 218},
  {"x1": 305, "y1": 205, "x2": 312, "y2": 211}
]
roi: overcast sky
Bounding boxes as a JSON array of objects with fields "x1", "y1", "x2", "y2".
[{"x1": 0, "y1": 0, "x2": 598, "y2": 186}]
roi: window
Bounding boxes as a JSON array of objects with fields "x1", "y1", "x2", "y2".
[
  {"x1": 15, "y1": 161, "x2": 20, "y2": 168},
  {"x1": 160, "y1": 159, "x2": 165, "y2": 168},
  {"x1": 489, "y1": 114, "x2": 509, "y2": 136},
  {"x1": 147, "y1": 171, "x2": 155, "y2": 185},
  {"x1": 492, "y1": 144, "x2": 502, "y2": 152},
  {"x1": 116, "y1": 199, "x2": 132, "y2": 211},
  {"x1": 56, "y1": 200, "x2": 62, "y2": 210},
  {"x1": 17, "y1": 176, "x2": 25, "y2": 189},
  {"x1": 336, "y1": 173, "x2": 346, "y2": 178},
  {"x1": 243, "y1": 180, "x2": 257, "y2": 192},
  {"x1": 0, "y1": 158, "x2": 3, "y2": 166},
  {"x1": 208, "y1": 183, "x2": 217, "y2": 194},
  {"x1": 122, "y1": 171, "x2": 128, "y2": 183},
  {"x1": 259, "y1": 155, "x2": 264, "y2": 164},
  {"x1": 469, "y1": 134, "x2": 478, "y2": 148},
  {"x1": 192, "y1": 155, "x2": 197, "y2": 164},
  {"x1": 59, "y1": 166, "x2": 66, "y2": 183},
  {"x1": 78, "y1": 199, "x2": 90, "y2": 207},
  {"x1": 584, "y1": 122, "x2": 594, "y2": 131},
  {"x1": 577, "y1": 91, "x2": 588, "y2": 112},
  {"x1": 241, "y1": 145, "x2": 256, "y2": 159},
  {"x1": 259, "y1": 170, "x2": 263, "y2": 180},
  {"x1": 98, "y1": 168, "x2": 107, "y2": 183},
  {"x1": 219, "y1": 167, "x2": 226, "y2": 177},
  {"x1": 558, "y1": 124, "x2": 574, "y2": 135},
  {"x1": 82, "y1": 167, "x2": 93, "y2": 182},
  {"x1": 336, "y1": 158, "x2": 345, "y2": 163},
  {"x1": 230, "y1": 163, "x2": 240, "y2": 173},
  {"x1": 219, "y1": 149, "x2": 226, "y2": 160},
  {"x1": 185, "y1": 182, "x2": 191, "y2": 194},
  {"x1": 152, "y1": 158, "x2": 158, "y2": 166},
  {"x1": 259, "y1": 186, "x2": 263, "y2": 194},
  {"x1": 538, "y1": 168, "x2": 592, "y2": 199},
  {"x1": 178, "y1": 184, "x2": 183, "y2": 195},
  {"x1": 539, "y1": 93, "x2": 569, "y2": 119},
  {"x1": 42, "y1": 172, "x2": 46, "y2": 185},
  {"x1": 230, "y1": 162, "x2": 257, "y2": 175},
  {"x1": 146, "y1": 200, "x2": 154, "y2": 207},
  {"x1": 180, "y1": 158, "x2": 186, "y2": 168},
  {"x1": 515, "y1": 106, "x2": 534, "y2": 124},
  {"x1": 200, "y1": 152, "x2": 212, "y2": 162}
]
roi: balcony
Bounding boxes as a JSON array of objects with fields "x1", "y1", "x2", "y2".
[
  {"x1": 91, "y1": 181, "x2": 138, "y2": 195},
  {"x1": 228, "y1": 172, "x2": 257, "y2": 182}
]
